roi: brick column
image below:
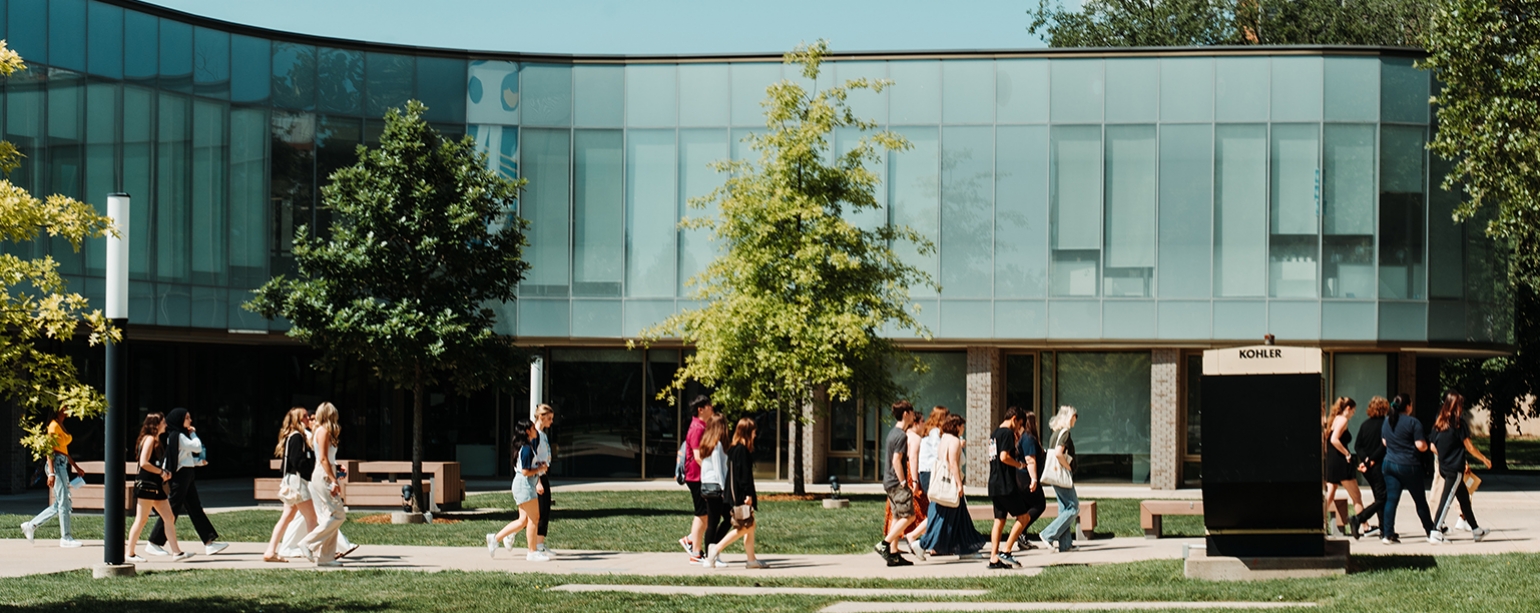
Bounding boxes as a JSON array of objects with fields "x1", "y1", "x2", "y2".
[
  {"x1": 1150, "y1": 349, "x2": 1181, "y2": 490},
  {"x1": 966, "y1": 347, "x2": 1003, "y2": 488},
  {"x1": 800, "y1": 388, "x2": 829, "y2": 488},
  {"x1": 1397, "y1": 352, "x2": 1416, "y2": 397}
]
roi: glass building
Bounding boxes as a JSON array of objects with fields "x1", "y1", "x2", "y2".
[{"x1": 0, "y1": 0, "x2": 1511, "y2": 490}]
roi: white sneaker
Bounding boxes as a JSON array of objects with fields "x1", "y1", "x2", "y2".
[
  {"x1": 1473, "y1": 527, "x2": 1490, "y2": 542},
  {"x1": 1455, "y1": 517, "x2": 1473, "y2": 532},
  {"x1": 906, "y1": 536, "x2": 927, "y2": 561},
  {"x1": 20, "y1": 522, "x2": 34, "y2": 544},
  {"x1": 486, "y1": 533, "x2": 498, "y2": 557},
  {"x1": 526, "y1": 551, "x2": 551, "y2": 562},
  {"x1": 503, "y1": 535, "x2": 515, "y2": 550},
  {"x1": 1428, "y1": 530, "x2": 1445, "y2": 544},
  {"x1": 316, "y1": 560, "x2": 341, "y2": 568},
  {"x1": 536, "y1": 543, "x2": 550, "y2": 553},
  {"x1": 59, "y1": 538, "x2": 82, "y2": 548},
  {"x1": 171, "y1": 551, "x2": 196, "y2": 562},
  {"x1": 126, "y1": 555, "x2": 147, "y2": 563},
  {"x1": 205, "y1": 542, "x2": 229, "y2": 556},
  {"x1": 145, "y1": 543, "x2": 168, "y2": 556},
  {"x1": 704, "y1": 544, "x2": 720, "y2": 570}
]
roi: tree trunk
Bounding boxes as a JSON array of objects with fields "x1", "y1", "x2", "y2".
[
  {"x1": 792, "y1": 398, "x2": 805, "y2": 496},
  {"x1": 1490, "y1": 397, "x2": 1508, "y2": 472},
  {"x1": 412, "y1": 360, "x2": 427, "y2": 513}
]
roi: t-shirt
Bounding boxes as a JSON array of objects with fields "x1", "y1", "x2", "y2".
[
  {"x1": 1381, "y1": 414, "x2": 1427, "y2": 467},
  {"x1": 48, "y1": 421, "x2": 70, "y2": 455},
  {"x1": 988, "y1": 427, "x2": 1020, "y2": 496},
  {"x1": 882, "y1": 425, "x2": 908, "y2": 489},
  {"x1": 684, "y1": 417, "x2": 706, "y2": 483},
  {"x1": 516, "y1": 444, "x2": 537, "y2": 474},
  {"x1": 1049, "y1": 429, "x2": 1076, "y2": 473},
  {"x1": 1430, "y1": 423, "x2": 1470, "y2": 476},
  {"x1": 1018, "y1": 431, "x2": 1045, "y2": 480}
]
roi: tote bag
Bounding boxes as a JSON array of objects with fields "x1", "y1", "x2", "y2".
[
  {"x1": 928, "y1": 454, "x2": 961, "y2": 508},
  {"x1": 1041, "y1": 431, "x2": 1074, "y2": 489}
]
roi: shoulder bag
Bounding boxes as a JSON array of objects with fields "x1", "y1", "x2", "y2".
[
  {"x1": 700, "y1": 447, "x2": 725, "y2": 499},
  {"x1": 928, "y1": 452, "x2": 960, "y2": 508},
  {"x1": 276, "y1": 434, "x2": 307, "y2": 505},
  {"x1": 726, "y1": 453, "x2": 755, "y2": 526},
  {"x1": 1040, "y1": 430, "x2": 1075, "y2": 489}
]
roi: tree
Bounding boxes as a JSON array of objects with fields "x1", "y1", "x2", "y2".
[
  {"x1": 249, "y1": 101, "x2": 529, "y2": 512},
  {"x1": 1028, "y1": 0, "x2": 1433, "y2": 47},
  {"x1": 0, "y1": 42, "x2": 118, "y2": 459},
  {"x1": 636, "y1": 41, "x2": 935, "y2": 494}
]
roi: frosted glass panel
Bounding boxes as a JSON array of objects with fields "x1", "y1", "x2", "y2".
[
  {"x1": 836, "y1": 126, "x2": 887, "y2": 231},
  {"x1": 678, "y1": 129, "x2": 728, "y2": 294},
  {"x1": 678, "y1": 64, "x2": 730, "y2": 126},
  {"x1": 1160, "y1": 58, "x2": 1213, "y2": 123},
  {"x1": 1333, "y1": 353, "x2": 1390, "y2": 435},
  {"x1": 1323, "y1": 124, "x2": 1375, "y2": 235},
  {"x1": 1214, "y1": 124, "x2": 1267, "y2": 297},
  {"x1": 1215, "y1": 57, "x2": 1268, "y2": 122},
  {"x1": 573, "y1": 130, "x2": 624, "y2": 297},
  {"x1": 626, "y1": 64, "x2": 677, "y2": 127},
  {"x1": 1103, "y1": 125, "x2": 1156, "y2": 277},
  {"x1": 942, "y1": 60, "x2": 993, "y2": 124},
  {"x1": 1050, "y1": 59, "x2": 1104, "y2": 123},
  {"x1": 520, "y1": 128, "x2": 570, "y2": 296},
  {"x1": 940, "y1": 126, "x2": 993, "y2": 298},
  {"x1": 626, "y1": 130, "x2": 677, "y2": 297},
  {"x1": 731, "y1": 63, "x2": 781, "y2": 126},
  {"x1": 1270, "y1": 123, "x2": 1320, "y2": 235},
  {"x1": 521, "y1": 64, "x2": 571, "y2": 127},
  {"x1": 1381, "y1": 58, "x2": 1429, "y2": 124},
  {"x1": 890, "y1": 61, "x2": 941, "y2": 125},
  {"x1": 890, "y1": 126, "x2": 939, "y2": 297},
  {"x1": 1324, "y1": 57, "x2": 1379, "y2": 122},
  {"x1": 573, "y1": 65, "x2": 624, "y2": 127},
  {"x1": 1270, "y1": 56, "x2": 1322, "y2": 122},
  {"x1": 1158, "y1": 124, "x2": 1213, "y2": 298},
  {"x1": 996, "y1": 60, "x2": 1048, "y2": 124},
  {"x1": 834, "y1": 61, "x2": 887, "y2": 125},
  {"x1": 1105, "y1": 59, "x2": 1157, "y2": 124},
  {"x1": 995, "y1": 125, "x2": 1048, "y2": 298},
  {"x1": 1051, "y1": 126, "x2": 1102, "y2": 250}
]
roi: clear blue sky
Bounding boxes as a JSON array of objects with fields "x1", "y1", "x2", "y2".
[{"x1": 143, "y1": 0, "x2": 1060, "y2": 55}]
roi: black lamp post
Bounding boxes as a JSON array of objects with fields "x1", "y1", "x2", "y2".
[{"x1": 96, "y1": 193, "x2": 132, "y2": 578}]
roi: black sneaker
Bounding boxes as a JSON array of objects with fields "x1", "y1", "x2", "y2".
[
  {"x1": 1349, "y1": 515, "x2": 1362, "y2": 540},
  {"x1": 873, "y1": 542, "x2": 893, "y2": 561},
  {"x1": 987, "y1": 559, "x2": 1012, "y2": 569},
  {"x1": 1016, "y1": 534, "x2": 1038, "y2": 550},
  {"x1": 999, "y1": 552, "x2": 1022, "y2": 567},
  {"x1": 887, "y1": 554, "x2": 913, "y2": 567}
]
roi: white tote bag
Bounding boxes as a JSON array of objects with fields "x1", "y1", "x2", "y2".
[
  {"x1": 1041, "y1": 449, "x2": 1074, "y2": 489},
  {"x1": 928, "y1": 455, "x2": 960, "y2": 508}
]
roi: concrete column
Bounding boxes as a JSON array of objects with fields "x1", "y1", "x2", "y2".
[
  {"x1": 1150, "y1": 349, "x2": 1181, "y2": 490},
  {"x1": 965, "y1": 347, "x2": 1003, "y2": 488},
  {"x1": 800, "y1": 388, "x2": 829, "y2": 488}
]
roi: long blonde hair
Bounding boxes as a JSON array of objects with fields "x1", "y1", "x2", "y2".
[
  {"x1": 1049, "y1": 405, "x2": 1077, "y2": 432},
  {"x1": 274, "y1": 407, "x2": 310, "y2": 457},
  {"x1": 314, "y1": 402, "x2": 341, "y2": 447}
]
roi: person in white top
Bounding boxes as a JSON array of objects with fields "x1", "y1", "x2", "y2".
[
  {"x1": 533, "y1": 404, "x2": 555, "y2": 554},
  {"x1": 298, "y1": 402, "x2": 348, "y2": 567},
  {"x1": 146, "y1": 408, "x2": 228, "y2": 557},
  {"x1": 277, "y1": 410, "x2": 356, "y2": 560},
  {"x1": 696, "y1": 415, "x2": 731, "y2": 568}
]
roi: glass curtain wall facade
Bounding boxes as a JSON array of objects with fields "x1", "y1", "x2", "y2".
[{"x1": 0, "y1": 0, "x2": 1512, "y2": 484}]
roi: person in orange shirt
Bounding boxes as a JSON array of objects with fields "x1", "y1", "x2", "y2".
[{"x1": 20, "y1": 407, "x2": 86, "y2": 547}]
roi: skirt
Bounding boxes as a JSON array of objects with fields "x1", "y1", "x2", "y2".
[
  {"x1": 512, "y1": 475, "x2": 538, "y2": 505},
  {"x1": 917, "y1": 496, "x2": 986, "y2": 555},
  {"x1": 1325, "y1": 451, "x2": 1356, "y2": 483}
]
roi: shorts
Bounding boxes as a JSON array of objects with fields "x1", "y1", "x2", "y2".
[
  {"x1": 885, "y1": 484, "x2": 916, "y2": 518},
  {"x1": 992, "y1": 492, "x2": 1029, "y2": 520},
  {"x1": 512, "y1": 475, "x2": 538, "y2": 505},
  {"x1": 686, "y1": 481, "x2": 709, "y2": 516}
]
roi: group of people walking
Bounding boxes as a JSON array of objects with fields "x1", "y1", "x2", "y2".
[
  {"x1": 264, "y1": 402, "x2": 355, "y2": 566},
  {"x1": 1326, "y1": 391, "x2": 1492, "y2": 545},
  {"x1": 677, "y1": 396, "x2": 765, "y2": 569},
  {"x1": 876, "y1": 401, "x2": 1082, "y2": 569}
]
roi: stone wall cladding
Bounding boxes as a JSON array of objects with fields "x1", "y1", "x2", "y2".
[
  {"x1": 801, "y1": 389, "x2": 829, "y2": 487},
  {"x1": 965, "y1": 347, "x2": 1003, "y2": 488},
  {"x1": 1398, "y1": 352, "x2": 1416, "y2": 397},
  {"x1": 1151, "y1": 348, "x2": 1180, "y2": 490}
]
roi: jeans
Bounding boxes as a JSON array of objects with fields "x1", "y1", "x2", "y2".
[
  {"x1": 28, "y1": 454, "x2": 72, "y2": 539},
  {"x1": 1353, "y1": 463, "x2": 1387, "y2": 527},
  {"x1": 1382, "y1": 460, "x2": 1434, "y2": 540},
  {"x1": 1040, "y1": 484, "x2": 1078, "y2": 551}
]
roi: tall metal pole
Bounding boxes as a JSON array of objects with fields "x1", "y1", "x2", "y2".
[{"x1": 102, "y1": 193, "x2": 130, "y2": 571}]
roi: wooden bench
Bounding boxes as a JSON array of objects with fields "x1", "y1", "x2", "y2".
[
  {"x1": 49, "y1": 462, "x2": 137, "y2": 512},
  {"x1": 967, "y1": 499, "x2": 1098, "y2": 533},
  {"x1": 1140, "y1": 500, "x2": 1203, "y2": 538},
  {"x1": 255, "y1": 459, "x2": 458, "y2": 509}
]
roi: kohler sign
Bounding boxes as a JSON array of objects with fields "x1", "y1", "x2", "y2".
[{"x1": 1203, "y1": 345, "x2": 1322, "y2": 376}]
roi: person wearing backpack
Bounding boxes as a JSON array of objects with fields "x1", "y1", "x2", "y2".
[{"x1": 678, "y1": 395, "x2": 716, "y2": 564}]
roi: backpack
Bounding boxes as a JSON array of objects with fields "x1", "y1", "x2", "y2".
[{"x1": 674, "y1": 442, "x2": 688, "y2": 485}]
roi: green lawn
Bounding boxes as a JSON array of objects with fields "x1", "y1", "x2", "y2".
[
  {"x1": 3, "y1": 491, "x2": 1204, "y2": 552},
  {"x1": 1471, "y1": 436, "x2": 1540, "y2": 469},
  {"x1": 0, "y1": 555, "x2": 1537, "y2": 612}
]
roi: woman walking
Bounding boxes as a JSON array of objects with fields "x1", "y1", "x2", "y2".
[
  {"x1": 916, "y1": 414, "x2": 986, "y2": 557},
  {"x1": 19, "y1": 406, "x2": 85, "y2": 548},
  {"x1": 1430, "y1": 391, "x2": 1493, "y2": 543},
  {"x1": 1379, "y1": 394, "x2": 1438, "y2": 545},
  {"x1": 1039, "y1": 406, "x2": 1080, "y2": 553},
  {"x1": 264, "y1": 408, "x2": 318, "y2": 563},
  {"x1": 148, "y1": 408, "x2": 227, "y2": 556},
  {"x1": 126, "y1": 413, "x2": 193, "y2": 562},
  {"x1": 697, "y1": 414, "x2": 731, "y2": 568},
  {"x1": 1324, "y1": 397, "x2": 1365, "y2": 536},
  {"x1": 487, "y1": 419, "x2": 549, "y2": 561},
  {"x1": 298, "y1": 402, "x2": 347, "y2": 566},
  {"x1": 1350, "y1": 397, "x2": 1391, "y2": 538},
  {"x1": 1014, "y1": 410, "x2": 1048, "y2": 552},
  {"x1": 533, "y1": 404, "x2": 555, "y2": 555},
  {"x1": 704, "y1": 417, "x2": 767, "y2": 569}
]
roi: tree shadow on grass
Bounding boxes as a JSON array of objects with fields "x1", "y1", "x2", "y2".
[
  {"x1": 0, "y1": 596, "x2": 391, "y2": 613},
  {"x1": 1350, "y1": 554, "x2": 1438, "y2": 574},
  {"x1": 552, "y1": 508, "x2": 693, "y2": 520}
]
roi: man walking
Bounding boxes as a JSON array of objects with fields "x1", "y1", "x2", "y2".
[
  {"x1": 875, "y1": 401, "x2": 919, "y2": 567},
  {"x1": 679, "y1": 395, "x2": 715, "y2": 564},
  {"x1": 987, "y1": 407, "x2": 1032, "y2": 569},
  {"x1": 533, "y1": 404, "x2": 556, "y2": 555}
]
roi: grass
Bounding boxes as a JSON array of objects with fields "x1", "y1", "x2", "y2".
[
  {"x1": 3, "y1": 491, "x2": 1204, "y2": 552},
  {"x1": 0, "y1": 554, "x2": 1538, "y2": 612},
  {"x1": 1471, "y1": 436, "x2": 1540, "y2": 469}
]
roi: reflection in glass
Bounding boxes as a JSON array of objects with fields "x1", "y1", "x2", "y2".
[
  {"x1": 1380, "y1": 126, "x2": 1426, "y2": 299},
  {"x1": 521, "y1": 128, "x2": 571, "y2": 297},
  {"x1": 1004, "y1": 354, "x2": 1036, "y2": 415},
  {"x1": 416, "y1": 57, "x2": 467, "y2": 123},
  {"x1": 193, "y1": 27, "x2": 230, "y2": 99},
  {"x1": 124, "y1": 10, "x2": 158, "y2": 84},
  {"x1": 231, "y1": 35, "x2": 271, "y2": 103},
  {"x1": 994, "y1": 125, "x2": 1047, "y2": 298},
  {"x1": 317, "y1": 47, "x2": 363, "y2": 115},
  {"x1": 573, "y1": 130, "x2": 624, "y2": 296},
  {"x1": 48, "y1": 77, "x2": 85, "y2": 273},
  {"x1": 890, "y1": 126, "x2": 939, "y2": 297},
  {"x1": 159, "y1": 18, "x2": 193, "y2": 93},
  {"x1": 626, "y1": 130, "x2": 678, "y2": 297},
  {"x1": 270, "y1": 111, "x2": 316, "y2": 273},
  {"x1": 890, "y1": 352, "x2": 968, "y2": 417},
  {"x1": 8, "y1": 0, "x2": 48, "y2": 64},
  {"x1": 365, "y1": 53, "x2": 413, "y2": 117},
  {"x1": 157, "y1": 93, "x2": 191, "y2": 283},
  {"x1": 1333, "y1": 353, "x2": 1392, "y2": 436},
  {"x1": 1427, "y1": 153, "x2": 1462, "y2": 299},
  {"x1": 271, "y1": 42, "x2": 317, "y2": 110},
  {"x1": 191, "y1": 100, "x2": 228, "y2": 286},
  {"x1": 87, "y1": 1, "x2": 124, "y2": 79},
  {"x1": 941, "y1": 126, "x2": 993, "y2": 297},
  {"x1": 678, "y1": 129, "x2": 728, "y2": 294},
  {"x1": 230, "y1": 108, "x2": 268, "y2": 288},
  {"x1": 124, "y1": 86, "x2": 154, "y2": 278},
  {"x1": 84, "y1": 83, "x2": 118, "y2": 274},
  {"x1": 1323, "y1": 124, "x2": 1375, "y2": 298},
  {"x1": 49, "y1": 0, "x2": 87, "y2": 71},
  {"x1": 644, "y1": 350, "x2": 681, "y2": 479},
  {"x1": 1054, "y1": 352, "x2": 1151, "y2": 483},
  {"x1": 546, "y1": 349, "x2": 642, "y2": 479},
  {"x1": 1269, "y1": 124, "x2": 1319, "y2": 298}
]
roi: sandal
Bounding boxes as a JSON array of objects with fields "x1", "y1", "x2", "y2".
[
  {"x1": 335, "y1": 544, "x2": 360, "y2": 560},
  {"x1": 262, "y1": 555, "x2": 288, "y2": 563}
]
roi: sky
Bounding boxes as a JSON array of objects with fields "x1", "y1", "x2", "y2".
[{"x1": 143, "y1": 0, "x2": 1057, "y2": 56}]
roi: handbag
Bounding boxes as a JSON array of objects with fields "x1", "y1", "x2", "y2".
[
  {"x1": 1041, "y1": 449, "x2": 1074, "y2": 489},
  {"x1": 928, "y1": 455, "x2": 960, "y2": 508},
  {"x1": 133, "y1": 474, "x2": 165, "y2": 499}
]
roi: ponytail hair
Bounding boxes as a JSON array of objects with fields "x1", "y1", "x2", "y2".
[{"x1": 1388, "y1": 393, "x2": 1411, "y2": 428}]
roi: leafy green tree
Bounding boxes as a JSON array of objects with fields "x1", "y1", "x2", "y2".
[
  {"x1": 0, "y1": 43, "x2": 118, "y2": 458},
  {"x1": 1028, "y1": 0, "x2": 1432, "y2": 47},
  {"x1": 637, "y1": 41, "x2": 935, "y2": 493},
  {"x1": 249, "y1": 101, "x2": 529, "y2": 512}
]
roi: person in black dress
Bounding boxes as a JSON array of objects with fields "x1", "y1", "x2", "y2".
[
  {"x1": 126, "y1": 413, "x2": 192, "y2": 562},
  {"x1": 1324, "y1": 397, "x2": 1364, "y2": 536}
]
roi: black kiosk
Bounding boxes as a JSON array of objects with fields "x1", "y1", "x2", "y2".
[{"x1": 1200, "y1": 343, "x2": 1325, "y2": 558}]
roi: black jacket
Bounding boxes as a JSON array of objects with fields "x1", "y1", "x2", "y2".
[
  {"x1": 725, "y1": 444, "x2": 757, "y2": 509},
  {"x1": 1355, "y1": 416, "x2": 1387, "y2": 466},
  {"x1": 281, "y1": 432, "x2": 315, "y2": 477}
]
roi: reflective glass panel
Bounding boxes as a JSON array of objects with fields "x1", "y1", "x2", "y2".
[
  {"x1": 1214, "y1": 124, "x2": 1267, "y2": 296},
  {"x1": 1050, "y1": 125, "x2": 1101, "y2": 297},
  {"x1": 123, "y1": 10, "x2": 156, "y2": 84},
  {"x1": 1105, "y1": 59, "x2": 1158, "y2": 124},
  {"x1": 123, "y1": 86, "x2": 154, "y2": 277},
  {"x1": 229, "y1": 107, "x2": 268, "y2": 287},
  {"x1": 731, "y1": 62, "x2": 781, "y2": 126},
  {"x1": 626, "y1": 129, "x2": 678, "y2": 297},
  {"x1": 678, "y1": 129, "x2": 728, "y2": 294},
  {"x1": 1050, "y1": 59, "x2": 1103, "y2": 124},
  {"x1": 834, "y1": 61, "x2": 887, "y2": 125},
  {"x1": 942, "y1": 60, "x2": 993, "y2": 124},
  {"x1": 521, "y1": 64, "x2": 571, "y2": 126},
  {"x1": 1380, "y1": 126, "x2": 1426, "y2": 299},
  {"x1": 316, "y1": 47, "x2": 362, "y2": 115},
  {"x1": 1332, "y1": 354, "x2": 1391, "y2": 435},
  {"x1": 1427, "y1": 153, "x2": 1462, "y2": 299},
  {"x1": 835, "y1": 126, "x2": 886, "y2": 231},
  {"x1": 573, "y1": 129, "x2": 624, "y2": 297},
  {"x1": 547, "y1": 349, "x2": 643, "y2": 478},
  {"x1": 158, "y1": 18, "x2": 192, "y2": 93},
  {"x1": 8, "y1": 0, "x2": 46, "y2": 63},
  {"x1": 1103, "y1": 125, "x2": 1156, "y2": 297},
  {"x1": 1055, "y1": 352, "x2": 1152, "y2": 483},
  {"x1": 574, "y1": 65, "x2": 624, "y2": 127},
  {"x1": 1323, "y1": 124, "x2": 1375, "y2": 299},
  {"x1": 1323, "y1": 56, "x2": 1378, "y2": 122},
  {"x1": 1215, "y1": 57, "x2": 1267, "y2": 122},
  {"x1": 1160, "y1": 57, "x2": 1213, "y2": 123},
  {"x1": 1380, "y1": 58, "x2": 1429, "y2": 124},
  {"x1": 156, "y1": 92, "x2": 190, "y2": 282},
  {"x1": 467, "y1": 60, "x2": 519, "y2": 125},
  {"x1": 1158, "y1": 124, "x2": 1213, "y2": 298},
  {"x1": 271, "y1": 42, "x2": 316, "y2": 110},
  {"x1": 889, "y1": 61, "x2": 940, "y2": 125},
  {"x1": 940, "y1": 126, "x2": 993, "y2": 297},
  {"x1": 890, "y1": 126, "x2": 939, "y2": 297},
  {"x1": 48, "y1": 0, "x2": 85, "y2": 70},
  {"x1": 626, "y1": 64, "x2": 677, "y2": 127},
  {"x1": 996, "y1": 60, "x2": 1048, "y2": 124},
  {"x1": 678, "y1": 64, "x2": 730, "y2": 126},
  {"x1": 83, "y1": 83, "x2": 117, "y2": 273},
  {"x1": 1269, "y1": 123, "x2": 1320, "y2": 298},
  {"x1": 1270, "y1": 56, "x2": 1322, "y2": 122},
  {"x1": 191, "y1": 100, "x2": 227, "y2": 285},
  {"x1": 995, "y1": 125, "x2": 1048, "y2": 298},
  {"x1": 86, "y1": 1, "x2": 122, "y2": 79},
  {"x1": 416, "y1": 57, "x2": 467, "y2": 123},
  {"x1": 230, "y1": 35, "x2": 270, "y2": 104},
  {"x1": 520, "y1": 128, "x2": 571, "y2": 296},
  {"x1": 48, "y1": 76, "x2": 84, "y2": 272},
  {"x1": 192, "y1": 27, "x2": 229, "y2": 99},
  {"x1": 365, "y1": 52, "x2": 413, "y2": 117}
]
